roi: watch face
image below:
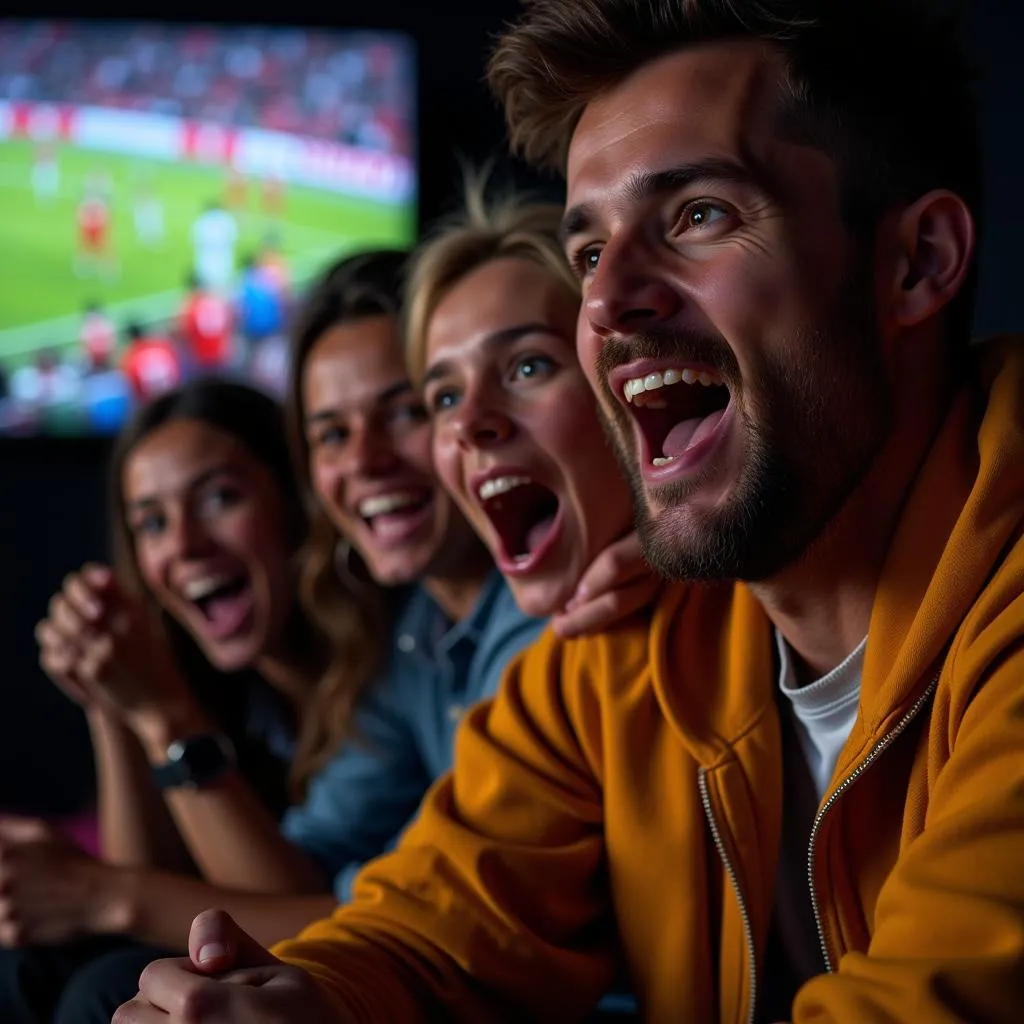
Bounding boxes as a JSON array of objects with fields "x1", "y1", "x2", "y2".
[{"x1": 163, "y1": 734, "x2": 235, "y2": 788}]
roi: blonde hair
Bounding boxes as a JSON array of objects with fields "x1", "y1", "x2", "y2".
[{"x1": 405, "y1": 172, "x2": 579, "y2": 382}]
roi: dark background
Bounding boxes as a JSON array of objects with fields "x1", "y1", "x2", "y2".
[{"x1": 1, "y1": 0, "x2": 1022, "y2": 814}]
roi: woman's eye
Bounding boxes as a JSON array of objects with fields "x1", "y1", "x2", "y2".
[
  {"x1": 682, "y1": 201, "x2": 729, "y2": 231},
  {"x1": 315, "y1": 425, "x2": 347, "y2": 448},
  {"x1": 512, "y1": 354, "x2": 555, "y2": 381},
  {"x1": 204, "y1": 486, "x2": 240, "y2": 511},
  {"x1": 430, "y1": 389, "x2": 460, "y2": 413},
  {"x1": 133, "y1": 513, "x2": 165, "y2": 536}
]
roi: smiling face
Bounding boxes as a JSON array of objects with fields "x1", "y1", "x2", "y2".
[
  {"x1": 124, "y1": 418, "x2": 295, "y2": 672},
  {"x1": 424, "y1": 256, "x2": 634, "y2": 617},
  {"x1": 302, "y1": 314, "x2": 480, "y2": 586},
  {"x1": 564, "y1": 42, "x2": 891, "y2": 582}
]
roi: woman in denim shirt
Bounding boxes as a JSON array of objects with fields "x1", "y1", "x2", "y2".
[{"x1": 280, "y1": 249, "x2": 652, "y2": 898}]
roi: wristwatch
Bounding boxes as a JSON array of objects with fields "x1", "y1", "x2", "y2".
[{"x1": 151, "y1": 733, "x2": 237, "y2": 791}]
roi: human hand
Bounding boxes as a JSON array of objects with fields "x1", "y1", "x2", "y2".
[
  {"x1": 552, "y1": 531, "x2": 662, "y2": 638},
  {"x1": 36, "y1": 564, "x2": 191, "y2": 719},
  {"x1": 0, "y1": 816, "x2": 123, "y2": 947},
  {"x1": 113, "y1": 909, "x2": 342, "y2": 1023}
]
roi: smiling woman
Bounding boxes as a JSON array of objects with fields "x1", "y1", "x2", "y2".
[
  {"x1": 405, "y1": 181, "x2": 639, "y2": 620},
  {"x1": 9, "y1": 380, "x2": 354, "y2": 1024}
]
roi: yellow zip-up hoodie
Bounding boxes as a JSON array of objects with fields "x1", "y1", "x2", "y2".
[{"x1": 274, "y1": 338, "x2": 1024, "y2": 1023}]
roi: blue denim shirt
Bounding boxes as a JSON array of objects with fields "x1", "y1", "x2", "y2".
[{"x1": 281, "y1": 570, "x2": 545, "y2": 901}]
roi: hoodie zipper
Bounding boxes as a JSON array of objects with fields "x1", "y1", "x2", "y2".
[
  {"x1": 806, "y1": 673, "x2": 940, "y2": 972},
  {"x1": 699, "y1": 767, "x2": 757, "y2": 1024}
]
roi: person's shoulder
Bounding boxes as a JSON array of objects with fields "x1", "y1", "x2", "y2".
[{"x1": 515, "y1": 583, "x2": 691, "y2": 699}]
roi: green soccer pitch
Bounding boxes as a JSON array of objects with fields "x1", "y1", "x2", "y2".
[{"x1": 0, "y1": 138, "x2": 415, "y2": 372}]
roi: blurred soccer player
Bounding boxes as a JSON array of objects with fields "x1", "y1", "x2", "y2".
[
  {"x1": 30, "y1": 141, "x2": 60, "y2": 203},
  {"x1": 191, "y1": 199, "x2": 239, "y2": 293},
  {"x1": 178, "y1": 274, "x2": 235, "y2": 371},
  {"x1": 121, "y1": 322, "x2": 183, "y2": 403},
  {"x1": 74, "y1": 190, "x2": 115, "y2": 280},
  {"x1": 80, "y1": 302, "x2": 118, "y2": 371}
]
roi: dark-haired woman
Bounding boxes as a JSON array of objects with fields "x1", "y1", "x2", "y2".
[{"x1": 0, "y1": 380, "x2": 349, "y2": 1023}]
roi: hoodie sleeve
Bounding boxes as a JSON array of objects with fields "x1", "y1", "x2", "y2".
[
  {"x1": 793, "y1": 616, "x2": 1024, "y2": 1023},
  {"x1": 271, "y1": 626, "x2": 617, "y2": 1023}
]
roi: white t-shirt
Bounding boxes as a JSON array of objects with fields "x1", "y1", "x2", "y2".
[{"x1": 776, "y1": 630, "x2": 865, "y2": 800}]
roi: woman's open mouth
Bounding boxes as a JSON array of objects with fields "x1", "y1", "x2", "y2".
[
  {"x1": 619, "y1": 365, "x2": 733, "y2": 483},
  {"x1": 183, "y1": 571, "x2": 255, "y2": 642},
  {"x1": 356, "y1": 487, "x2": 435, "y2": 549},
  {"x1": 475, "y1": 472, "x2": 563, "y2": 576}
]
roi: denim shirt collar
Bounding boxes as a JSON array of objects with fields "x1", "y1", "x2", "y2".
[{"x1": 397, "y1": 567, "x2": 506, "y2": 660}]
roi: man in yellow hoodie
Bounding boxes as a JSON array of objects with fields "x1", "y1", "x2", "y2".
[{"x1": 114, "y1": 2, "x2": 1024, "y2": 1023}]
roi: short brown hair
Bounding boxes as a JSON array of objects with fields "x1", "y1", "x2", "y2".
[
  {"x1": 489, "y1": 0, "x2": 982, "y2": 340},
  {"x1": 405, "y1": 173, "x2": 578, "y2": 382}
]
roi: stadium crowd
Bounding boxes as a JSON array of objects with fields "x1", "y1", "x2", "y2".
[{"x1": 0, "y1": 20, "x2": 413, "y2": 156}]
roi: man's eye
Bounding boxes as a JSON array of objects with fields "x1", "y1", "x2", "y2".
[
  {"x1": 682, "y1": 201, "x2": 729, "y2": 231},
  {"x1": 572, "y1": 246, "x2": 602, "y2": 277}
]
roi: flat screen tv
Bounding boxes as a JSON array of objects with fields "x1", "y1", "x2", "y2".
[{"x1": 0, "y1": 18, "x2": 417, "y2": 436}]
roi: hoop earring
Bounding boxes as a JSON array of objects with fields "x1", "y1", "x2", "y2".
[{"x1": 334, "y1": 537, "x2": 368, "y2": 591}]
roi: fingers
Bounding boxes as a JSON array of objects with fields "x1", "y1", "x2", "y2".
[
  {"x1": 563, "y1": 532, "x2": 649, "y2": 612},
  {"x1": 552, "y1": 577, "x2": 659, "y2": 639},
  {"x1": 189, "y1": 909, "x2": 280, "y2": 973},
  {"x1": 136, "y1": 956, "x2": 227, "y2": 1018},
  {"x1": 112, "y1": 992, "x2": 173, "y2": 1023},
  {"x1": 63, "y1": 570, "x2": 106, "y2": 621},
  {"x1": 81, "y1": 563, "x2": 116, "y2": 592}
]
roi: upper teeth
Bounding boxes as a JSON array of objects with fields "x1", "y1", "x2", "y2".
[
  {"x1": 183, "y1": 575, "x2": 233, "y2": 600},
  {"x1": 359, "y1": 492, "x2": 421, "y2": 518},
  {"x1": 478, "y1": 475, "x2": 530, "y2": 502},
  {"x1": 623, "y1": 367, "x2": 724, "y2": 403}
]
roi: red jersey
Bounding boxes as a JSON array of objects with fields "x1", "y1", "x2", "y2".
[
  {"x1": 179, "y1": 293, "x2": 234, "y2": 366},
  {"x1": 122, "y1": 338, "x2": 182, "y2": 401},
  {"x1": 78, "y1": 198, "x2": 109, "y2": 246}
]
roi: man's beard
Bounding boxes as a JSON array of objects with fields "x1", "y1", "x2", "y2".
[{"x1": 596, "y1": 265, "x2": 891, "y2": 583}]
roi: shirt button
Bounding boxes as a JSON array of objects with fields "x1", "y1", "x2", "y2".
[
  {"x1": 397, "y1": 634, "x2": 416, "y2": 653},
  {"x1": 447, "y1": 704, "x2": 465, "y2": 723}
]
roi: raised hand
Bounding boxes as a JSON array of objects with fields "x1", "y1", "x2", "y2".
[
  {"x1": 36, "y1": 563, "x2": 191, "y2": 719},
  {"x1": 552, "y1": 531, "x2": 662, "y2": 638}
]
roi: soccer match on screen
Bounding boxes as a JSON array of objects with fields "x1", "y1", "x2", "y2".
[{"x1": 0, "y1": 20, "x2": 417, "y2": 436}]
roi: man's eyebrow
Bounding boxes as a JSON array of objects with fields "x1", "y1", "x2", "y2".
[{"x1": 560, "y1": 157, "x2": 773, "y2": 244}]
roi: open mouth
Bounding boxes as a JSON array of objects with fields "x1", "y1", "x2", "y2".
[
  {"x1": 476, "y1": 474, "x2": 562, "y2": 574},
  {"x1": 183, "y1": 572, "x2": 254, "y2": 641},
  {"x1": 621, "y1": 366, "x2": 732, "y2": 472},
  {"x1": 357, "y1": 488, "x2": 434, "y2": 544}
]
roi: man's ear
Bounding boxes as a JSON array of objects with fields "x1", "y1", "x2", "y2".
[{"x1": 887, "y1": 190, "x2": 976, "y2": 329}]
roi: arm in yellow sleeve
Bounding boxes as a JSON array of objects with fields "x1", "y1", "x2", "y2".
[{"x1": 273, "y1": 626, "x2": 618, "y2": 1022}]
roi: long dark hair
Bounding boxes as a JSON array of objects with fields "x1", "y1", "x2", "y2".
[
  {"x1": 285, "y1": 250, "x2": 407, "y2": 774},
  {"x1": 109, "y1": 378, "x2": 328, "y2": 798}
]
